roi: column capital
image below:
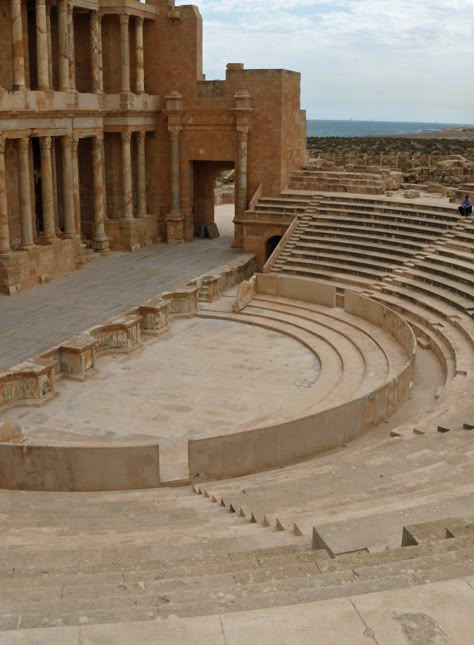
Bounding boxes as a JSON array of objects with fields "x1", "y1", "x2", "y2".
[
  {"x1": 0, "y1": 135, "x2": 5, "y2": 154},
  {"x1": 63, "y1": 133, "x2": 73, "y2": 145},
  {"x1": 168, "y1": 126, "x2": 182, "y2": 140},
  {"x1": 72, "y1": 135, "x2": 79, "y2": 157},
  {"x1": 120, "y1": 13, "x2": 129, "y2": 25},
  {"x1": 36, "y1": 0, "x2": 46, "y2": 6},
  {"x1": 237, "y1": 128, "x2": 249, "y2": 140},
  {"x1": 18, "y1": 137, "x2": 29, "y2": 151},
  {"x1": 136, "y1": 16, "x2": 144, "y2": 26},
  {"x1": 137, "y1": 130, "x2": 146, "y2": 143},
  {"x1": 121, "y1": 131, "x2": 131, "y2": 144},
  {"x1": 94, "y1": 132, "x2": 104, "y2": 145}
]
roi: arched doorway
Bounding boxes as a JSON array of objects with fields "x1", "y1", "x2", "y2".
[{"x1": 265, "y1": 235, "x2": 282, "y2": 261}]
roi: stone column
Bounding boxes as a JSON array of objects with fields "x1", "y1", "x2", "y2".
[
  {"x1": 164, "y1": 91, "x2": 184, "y2": 243},
  {"x1": 18, "y1": 139, "x2": 35, "y2": 249},
  {"x1": 135, "y1": 16, "x2": 144, "y2": 94},
  {"x1": 11, "y1": 0, "x2": 25, "y2": 88},
  {"x1": 57, "y1": 0, "x2": 69, "y2": 90},
  {"x1": 39, "y1": 136, "x2": 56, "y2": 243},
  {"x1": 61, "y1": 135, "x2": 76, "y2": 238},
  {"x1": 92, "y1": 135, "x2": 109, "y2": 251},
  {"x1": 46, "y1": 3, "x2": 53, "y2": 88},
  {"x1": 233, "y1": 91, "x2": 253, "y2": 219},
  {"x1": 0, "y1": 137, "x2": 11, "y2": 258},
  {"x1": 237, "y1": 129, "x2": 249, "y2": 217},
  {"x1": 97, "y1": 14, "x2": 103, "y2": 92},
  {"x1": 120, "y1": 13, "x2": 130, "y2": 93},
  {"x1": 72, "y1": 135, "x2": 80, "y2": 235},
  {"x1": 121, "y1": 132, "x2": 133, "y2": 219},
  {"x1": 90, "y1": 11, "x2": 103, "y2": 92},
  {"x1": 137, "y1": 131, "x2": 147, "y2": 217},
  {"x1": 169, "y1": 128, "x2": 181, "y2": 215},
  {"x1": 67, "y1": 2, "x2": 75, "y2": 90},
  {"x1": 36, "y1": 0, "x2": 50, "y2": 90}
]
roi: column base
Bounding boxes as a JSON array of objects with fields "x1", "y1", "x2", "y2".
[
  {"x1": 40, "y1": 236, "x2": 57, "y2": 245},
  {"x1": 92, "y1": 236, "x2": 110, "y2": 252},
  {"x1": 18, "y1": 244, "x2": 36, "y2": 252},
  {"x1": 166, "y1": 213, "x2": 185, "y2": 244}
]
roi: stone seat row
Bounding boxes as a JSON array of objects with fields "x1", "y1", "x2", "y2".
[
  {"x1": 316, "y1": 207, "x2": 459, "y2": 230},
  {"x1": 318, "y1": 192, "x2": 459, "y2": 213},
  {"x1": 197, "y1": 423, "x2": 474, "y2": 553}
]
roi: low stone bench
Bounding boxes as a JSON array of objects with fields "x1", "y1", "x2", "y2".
[{"x1": 89, "y1": 314, "x2": 143, "y2": 355}]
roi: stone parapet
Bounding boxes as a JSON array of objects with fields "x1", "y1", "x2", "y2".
[
  {"x1": 0, "y1": 358, "x2": 56, "y2": 410},
  {"x1": 135, "y1": 298, "x2": 170, "y2": 335},
  {"x1": 89, "y1": 314, "x2": 143, "y2": 355},
  {"x1": 161, "y1": 285, "x2": 199, "y2": 317}
]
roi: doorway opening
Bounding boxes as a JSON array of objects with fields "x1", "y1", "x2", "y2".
[
  {"x1": 193, "y1": 161, "x2": 234, "y2": 238},
  {"x1": 265, "y1": 235, "x2": 282, "y2": 262}
]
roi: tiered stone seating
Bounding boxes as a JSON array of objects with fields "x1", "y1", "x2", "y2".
[
  {"x1": 272, "y1": 193, "x2": 462, "y2": 290},
  {"x1": 1, "y1": 483, "x2": 473, "y2": 633},
  {"x1": 1, "y1": 193, "x2": 474, "y2": 640},
  {"x1": 289, "y1": 169, "x2": 386, "y2": 194}
]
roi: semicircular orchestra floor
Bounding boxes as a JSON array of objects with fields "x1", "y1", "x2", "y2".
[{"x1": 2, "y1": 317, "x2": 322, "y2": 479}]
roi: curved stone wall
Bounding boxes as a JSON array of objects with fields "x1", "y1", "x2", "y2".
[{"x1": 188, "y1": 276, "x2": 416, "y2": 481}]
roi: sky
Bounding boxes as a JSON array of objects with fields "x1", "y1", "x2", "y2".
[{"x1": 196, "y1": 0, "x2": 474, "y2": 123}]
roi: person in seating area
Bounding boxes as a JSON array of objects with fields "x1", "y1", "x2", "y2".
[{"x1": 458, "y1": 194, "x2": 472, "y2": 216}]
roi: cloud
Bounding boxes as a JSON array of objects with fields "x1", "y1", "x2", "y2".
[{"x1": 195, "y1": 0, "x2": 474, "y2": 121}]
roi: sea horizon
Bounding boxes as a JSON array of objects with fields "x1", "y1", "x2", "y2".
[{"x1": 307, "y1": 119, "x2": 474, "y2": 138}]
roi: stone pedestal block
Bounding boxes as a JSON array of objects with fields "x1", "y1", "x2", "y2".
[
  {"x1": 59, "y1": 334, "x2": 98, "y2": 381},
  {"x1": 166, "y1": 214, "x2": 185, "y2": 243},
  {"x1": 137, "y1": 298, "x2": 170, "y2": 335},
  {"x1": 0, "y1": 358, "x2": 56, "y2": 409}
]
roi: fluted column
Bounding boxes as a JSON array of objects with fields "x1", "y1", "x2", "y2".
[
  {"x1": 58, "y1": 0, "x2": 69, "y2": 90},
  {"x1": 92, "y1": 135, "x2": 109, "y2": 250},
  {"x1": 11, "y1": 0, "x2": 25, "y2": 88},
  {"x1": 135, "y1": 16, "x2": 144, "y2": 94},
  {"x1": 72, "y1": 136, "x2": 80, "y2": 235},
  {"x1": 61, "y1": 135, "x2": 76, "y2": 238},
  {"x1": 36, "y1": 0, "x2": 50, "y2": 90},
  {"x1": 67, "y1": 2, "x2": 75, "y2": 90},
  {"x1": 91, "y1": 11, "x2": 103, "y2": 92},
  {"x1": 39, "y1": 136, "x2": 56, "y2": 243},
  {"x1": 0, "y1": 137, "x2": 11, "y2": 258},
  {"x1": 121, "y1": 132, "x2": 133, "y2": 219},
  {"x1": 18, "y1": 139, "x2": 35, "y2": 249},
  {"x1": 137, "y1": 131, "x2": 147, "y2": 217},
  {"x1": 120, "y1": 13, "x2": 130, "y2": 93}
]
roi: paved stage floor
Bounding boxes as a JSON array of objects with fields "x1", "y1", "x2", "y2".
[{"x1": 0, "y1": 206, "x2": 238, "y2": 371}]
